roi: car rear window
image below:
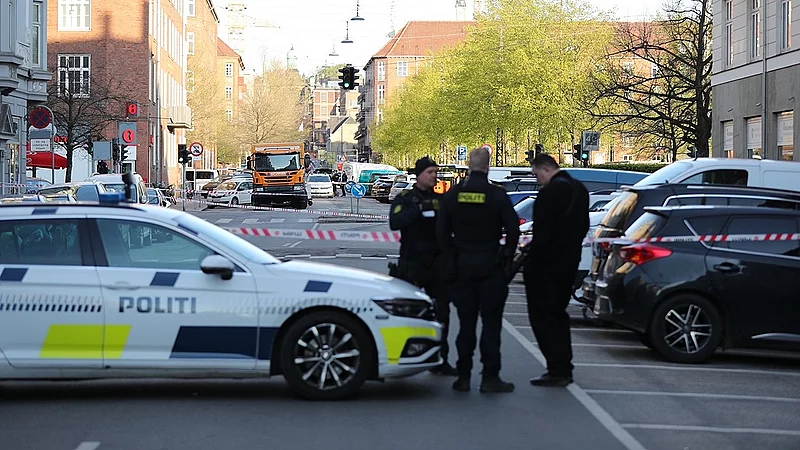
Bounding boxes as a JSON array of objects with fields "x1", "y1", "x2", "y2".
[
  {"x1": 624, "y1": 212, "x2": 666, "y2": 240},
  {"x1": 601, "y1": 191, "x2": 639, "y2": 230},
  {"x1": 714, "y1": 216, "x2": 800, "y2": 257}
]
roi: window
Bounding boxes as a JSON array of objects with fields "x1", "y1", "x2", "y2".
[
  {"x1": 682, "y1": 169, "x2": 749, "y2": 186},
  {"x1": 225, "y1": 63, "x2": 233, "y2": 77},
  {"x1": 97, "y1": 219, "x2": 214, "y2": 270},
  {"x1": 622, "y1": 155, "x2": 634, "y2": 161},
  {"x1": 225, "y1": 86, "x2": 233, "y2": 99},
  {"x1": 0, "y1": 220, "x2": 83, "y2": 266},
  {"x1": 226, "y1": 109, "x2": 233, "y2": 120},
  {"x1": 723, "y1": 121, "x2": 734, "y2": 158},
  {"x1": 725, "y1": 0, "x2": 734, "y2": 65},
  {"x1": 777, "y1": 112, "x2": 794, "y2": 161},
  {"x1": 622, "y1": 61, "x2": 635, "y2": 75},
  {"x1": 32, "y1": 3, "x2": 43, "y2": 66},
  {"x1": 186, "y1": 70, "x2": 195, "y2": 92},
  {"x1": 747, "y1": 117, "x2": 762, "y2": 158},
  {"x1": 397, "y1": 61, "x2": 408, "y2": 77},
  {"x1": 704, "y1": 196, "x2": 800, "y2": 210},
  {"x1": 780, "y1": 0, "x2": 792, "y2": 49},
  {"x1": 377, "y1": 108, "x2": 383, "y2": 123},
  {"x1": 187, "y1": 32, "x2": 195, "y2": 55},
  {"x1": 187, "y1": 0, "x2": 195, "y2": 16},
  {"x1": 717, "y1": 217, "x2": 800, "y2": 257},
  {"x1": 58, "y1": 54, "x2": 91, "y2": 97},
  {"x1": 59, "y1": 0, "x2": 91, "y2": 31},
  {"x1": 622, "y1": 134, "x2": 636, "y2": 148},
  {"x1": 650, "y1": 63, "x2": 660, "y2": 78},
  {"x1": 378, "y1": 61, "x2": 386, "y2": 81},
  {"x1": 751, "y1": 0, "x2": 762, "y2": 58},
  {"x1": 378, "y1": 85, "x2": 385, "y2": 104}
]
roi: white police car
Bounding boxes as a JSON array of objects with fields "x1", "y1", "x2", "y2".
[{"x1": 0, "y1": 193, "x2": 442, "y2": 400}]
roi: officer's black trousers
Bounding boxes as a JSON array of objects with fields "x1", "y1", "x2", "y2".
[
  {"x1": 420, "y1": 278, "x2": 450, "y2": 361},
  {"x1": 451, "y1": 270, "x2": 508, "y2": 377},
  {"x1": 523, "y1": 264, "x2": 576, "y2": 377}
]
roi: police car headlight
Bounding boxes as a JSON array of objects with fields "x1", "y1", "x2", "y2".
[{"x1": 372, "y1": 298, "x2": 435, "y2": 319}]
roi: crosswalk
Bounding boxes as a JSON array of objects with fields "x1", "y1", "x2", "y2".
[{"x1": 209, "y1": 217, "x2": 316, "y2": 226}]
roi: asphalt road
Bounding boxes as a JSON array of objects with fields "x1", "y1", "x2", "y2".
[{"x1": 1, "y1": 197, "x2": 798, "y2": 450}]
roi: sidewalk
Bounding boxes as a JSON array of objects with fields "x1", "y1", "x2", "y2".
[{"x1": 170, "y1": 199, "x2": 205, "y2": 212}]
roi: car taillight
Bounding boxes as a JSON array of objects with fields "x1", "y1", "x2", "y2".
[
  {"x1": 601, "y1": 242, "x2": 611, "y2": 251},
  {"x1": 619, "y1": 244, "x2": 672, "y2": 265},
  {"x1": 519, "y1": 218, "x2": 527, "y2": 225}
]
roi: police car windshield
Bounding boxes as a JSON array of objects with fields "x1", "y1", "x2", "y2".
[
  {"x1": 174, "y1": 213, "x2": 280, "y2": 265},
  {"x1": 308, "y1": 175, "x2": 330, "y2": 182}
]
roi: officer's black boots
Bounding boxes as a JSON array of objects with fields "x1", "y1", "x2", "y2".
[
  {"x1": 430, "y1": 362, "x2": 459, "y2": 376},
  {"x1": 452, "y1": 377, "x2": 471, "y2": 392},
  {"x1": 480, "y1": 376, "x2": 515, "y2": 393}
]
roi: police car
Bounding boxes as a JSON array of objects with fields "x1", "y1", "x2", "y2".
[{"x1": 0, "y1": 187, "x2": 442, "y2": 400}]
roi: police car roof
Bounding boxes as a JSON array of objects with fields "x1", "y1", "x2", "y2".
[{"x1": 0, "y1": 201, "x2": 181, "y2": 220}]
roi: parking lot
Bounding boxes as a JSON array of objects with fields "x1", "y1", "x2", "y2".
[{"x1": 505, "y1": 278, "x2": 800, "y2": 450}]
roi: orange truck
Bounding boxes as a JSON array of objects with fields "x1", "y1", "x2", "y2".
[{"x1": 248, "y1": 142, "x2": 312, "y2": 209}]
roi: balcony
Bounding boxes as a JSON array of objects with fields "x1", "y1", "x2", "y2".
[
  {"x1": 167, "y1": 105, "x2": 193, "y2": 130},
  {"x1": 0, "y1": 52, "x2": 25, "y2": 96}
]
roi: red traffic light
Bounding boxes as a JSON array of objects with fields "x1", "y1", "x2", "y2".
[{"x1": 126, "y1": 102, "x2": 140, "y2": 117}]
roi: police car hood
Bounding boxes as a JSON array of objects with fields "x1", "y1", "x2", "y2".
[{"x1": 272, "y1": 260, "x2": 430, "y2": 301}]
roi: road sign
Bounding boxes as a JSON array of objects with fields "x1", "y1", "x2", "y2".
[
  {"x1": 457, "y1": 145, "x2": 467, "y2": 161},
  {"x1": 189, "y1": 142, "x2": 203, "y2": 157},
  {"x1": 30, "y1": 138, "x2": 50, "y2": 152},
  {"x1": 345, "y1": 180, "x2": 355, "y2": 194},
  {"x1": 119, "y1": 122, "x2": 137, "y2": 145},
  {"x1": 351, "y1": 183, "x2": 366, "y2": 198},
  {"x1": 581, "y1": 131, "x2": 600, "y2": 152},
  {"x1": 126, "y1": 102, "x2": 140, "y2": 117},
  {"x1": 29, "y1": 107, "x2": 52, "y2": 129}
]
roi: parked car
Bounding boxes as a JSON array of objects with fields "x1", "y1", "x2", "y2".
[
  {"x1": 494, "y1": 168, "x2": 648, "y2": 193},
  {"x1": 371, "y1": 176, "x2": 396, "y2": 202},
  {"x1": 25, "y1": 178, "x2": 52, "y2": 193},
  {"x1": 0, "y1": 194, "x2": 50, "y2": 204},
  {"x1": 388, "y1": 180, "x2": 414, "y2": 202},
  {"x1": 594, "y1": 205, "x2": 800, "y2": 363},
  {"x1": 579, "y1": 184, "x2": 800, "y2": 309},
  {"x1": 207, "y1": 179, "x2": 253, "y2": 207},
  {"x1": 198, "y1": 172, "x2": 252, "y2": 199},
  {"x1": 85, "y1": 173, "x2": 149, "y2": 204},
  {"x1": 37, "y1": 181, "x2": 110, "y2": 202},
  {"x1": 307, "y1": 174, "x2": 334, "y2": 198},
  {"x1": 508, "y1": 191, "x2": 537, "y2": 206},
  {"x1": 633, "y1": 158, "x2": 800, "y2": 191},
  {"x1": 146, "y1": 188, "x2": 171, "y2": 207}
]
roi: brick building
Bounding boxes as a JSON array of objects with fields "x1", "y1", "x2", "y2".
[
  {"x1": 47, "y1": 0, "x2": 192, "y2": 184},
  {"x1": 186, "y1": 0, "x2": 219, "y2": 170}
]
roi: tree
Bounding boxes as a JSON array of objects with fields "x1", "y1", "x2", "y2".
[
  {"x1": 186, "y1": 44, "x2": 235, "y2": 164},
  {"x1": 235, "y1": 62, "x2": 307, "y2": 146},
  {"x1": 589, "y1": 0, "x2": 713, "y2": 161},
  {"x1": 46, "y1": 70, "x2": 132, "y2": 182}
]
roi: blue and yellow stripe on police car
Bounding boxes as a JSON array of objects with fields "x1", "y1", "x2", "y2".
[
  {"x1": 40, "y1": 324, "x2": 132, "y2": 359},
  {"x1": 380, "y1": 327, "x2": 438, "y2": 364}
]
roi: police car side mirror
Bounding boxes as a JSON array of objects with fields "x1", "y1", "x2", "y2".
[{"x1": 200, "y1": 255, "x2": 235, "y2": 280}]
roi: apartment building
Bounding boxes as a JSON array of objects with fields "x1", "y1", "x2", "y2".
[
  {"x1": 47, "y1": 0, "x2": 192, "y2": 185},
  {"x1": 217, "y1": 38, "x2": 243, "y2": 129},
  {"x1": 356, "y1": 21, "x2": 475, "y2": 159},
  {"x1": 0, "y1": 0, "x2": 52, "y2": 193},
  {"x1": 186, "y1": 0, "x2": 219, "y2": 170},
  {"x1": 712, "y1": 0, "x2": 798, "y2": 160}
]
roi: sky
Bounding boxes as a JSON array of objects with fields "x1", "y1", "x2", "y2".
[{"x1": 214, "y1": 0, "x2": 664, "y2": 78}]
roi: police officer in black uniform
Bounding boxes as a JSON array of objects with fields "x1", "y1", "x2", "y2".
[
  {"x1": 389, "y1": 156, "x2": 458, "y2": 376},
  {"x1": 437, "y1": 147, "x2": 520, "y2": 393}
]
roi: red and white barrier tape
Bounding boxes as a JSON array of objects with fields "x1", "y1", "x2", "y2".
[
  {"x1": 589, "y1": 232, "x2": 800, "y2": 244},
  {"x1": 181, "y1": 198, "x2": 389, "y2": 220}
]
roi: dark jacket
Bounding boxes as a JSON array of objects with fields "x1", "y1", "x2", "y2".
[
  {"x1": 528, "y1": 170, "x2": 589, "y2": 270},
  {"x1": 389, "y1": 185, "x2": 442, "y2": 260},
  {"x1": 437, "y1": 171, "x2": 520, "y2": 278}
]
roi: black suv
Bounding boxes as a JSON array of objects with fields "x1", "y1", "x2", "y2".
[
  {"x1": 594, "y1": 205, "x2": 800, "y2": 363},
  {"x1": 579, "y1": 184, "x2": 800, "y2": 307}
]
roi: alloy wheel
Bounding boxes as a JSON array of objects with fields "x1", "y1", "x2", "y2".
[
  {"x1": 662, "y1": 304, "x2": 713, "y2": 354},
  {"x1": 293, "y1": 323, "x2": 361, "y2": 391}
]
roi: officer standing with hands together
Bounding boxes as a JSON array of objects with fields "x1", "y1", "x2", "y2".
[
  {"x1": 389, "y1": 156, "x2": 458, "y2": 376},
  {"x1": 437, "y1": 146, "x2": 520, "y2": 393}
]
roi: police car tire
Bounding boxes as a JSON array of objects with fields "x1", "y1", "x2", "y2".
[{"x1": 280, "y1": 311, "x2": 374, "y2": 401}]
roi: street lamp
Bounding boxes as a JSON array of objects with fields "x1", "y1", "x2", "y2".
[
  {"x1": 341, "y1": 21, "x2": 353, "y2": 44},
  {"x1": 352, "y1": 0, "x2": 365, "y2": 21}
]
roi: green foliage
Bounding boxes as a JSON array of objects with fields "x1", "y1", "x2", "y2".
[{"x1": 591, "y1": 162, "x2": 667, "y2": 173}]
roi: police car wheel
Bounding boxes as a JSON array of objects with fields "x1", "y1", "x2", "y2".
[{"x1": 280, "y1": 311, "x2": 373, "y2": 400}]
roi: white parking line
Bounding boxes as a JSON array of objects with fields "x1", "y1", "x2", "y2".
[
  {"x1": 585, "y1": 389, "x2": 800, "y2": 403},
  {"x1": 284, "y1": 254, "x2": 311, "y2": 258},
  {"x1": 287, "y1": 241, "x2": 302, "y2": 248},
  {"x1": 309, "y1": 256, "x2": 336, "y2": 259},
  {"x1": 298, "y1": 219, "x2": 313, "y2": 223},
  {"x1": 215, "y1": 218, "x2": 232, "y2": 224},
  {"x1": 502, "y1": 319, "x2": 647, "y2": 450},
  {"x1": 74, "y1": 442, "x2": 101, "y2": 450},
  {"x1": 620, "y1": 424, "x2": 800, "y2": 436},
  {"x1": 513, "y1": 324, "x2": 633, "y2": 333},
  {"x1": 335, "y1": 254, "x2": 362, "y2": 258},
  {"x1": 242, "y1": 218, "x2": 259, "y2": 224},
  {"x1": 270, "y1": 218, "x2": 285, "y2": 223},
  {"x1": 574, "y1": 363, "x2": 800, "y2": 377}
]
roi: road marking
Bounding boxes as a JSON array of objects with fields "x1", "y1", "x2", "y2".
[
  {"x1": 312, "y1": 223, "x2": 321, "y2": 230},
  {"x1": 242, "y1": 218, "x2": 259, "y2": 224},
  {"x1": 585, "y1": 389, "x2": 800, "y2": 403},
  {"x1": 502, "y1": 319, "x2": 647, "y2": 450},
  {"x1": 284, "y1": 254, "x2": 311, "y2": 258},
  {"x1": 620, "y1": 424, "x2": 800, "y2": 436},
  {"x1": 270, "y1": 218, "x2": 285, "y2": 223},
  {"x1": 527, "y1": 342, "x2": 643, "y2": 349},
  {"x1": 574, "y1": 363, "x2": 800, "y2": 377},
  {"x1": 287, "y1": 241, "x2": 303, "y2": 248},
  {"x1": 298, "y1": 219, "x2": 314, "y2": 223},
  {"x1": 215, "y1": 218, "x2": 232, "y2": 224},
  {"x1": 74, "y1": 443, "x2": 101, "y2": 450},
  {"x1": 335, "y1": 254, "x2": 362, "y2": 258},
  {"x1": 310, "y1": 256, "x2": 336, "y2": 259},
  {"x1": 361, "y1": 256, "x2": 387, "y2": 260},
  {"x1": 387, "y1": 254, "x2": 400, "y2": 258},
  {"x1": 511, "y1": 323, "x2": 633, "y2": 333}
]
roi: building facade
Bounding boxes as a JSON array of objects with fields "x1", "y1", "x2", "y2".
[
  {"x1": 216, "y1": 37, "x2": 243, "y2": 164},
  {"x1": 47, "y1": 0, "x2": 192, "y2": 185},
  {"x1": 712, "y1": 0, "x2": 798, "y2": 161},
  {"x1": 0, "y1": 0, "x2": 52, "y2": 194},
  {"x1": 356, "y1": 21, "x2": 474, "y2": 159},
  {"x1": 186, "y1": 0, "x2": 219, "y2": 170}
]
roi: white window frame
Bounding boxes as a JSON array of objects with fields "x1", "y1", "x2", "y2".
[
  {"x1": 58, "y1": 54, "x2": 92, "y2": 98},
  {"x1": 378, "y1": 85, "x2": 385, "y2": 104},
  {"x1": 622, "y1": 154, "x2": 634, "y2": 162},
  {"x1": 779, "y1": 0, "x2": 792, "y2": 50},
  {"x1": 32, "y1": 2, "x2": 43, "y2": 67},
  {"x1": 723, "y1": 120, "x2": 734, "y2": 158},
  {"x1": 187, "y1": 70, "x2": 195, "y2": 93},
  {"x1": 746, "y1": 117, "x2": 762, "y2": 158},
  {"x1": 58, "y1": 0, "x2": 91, "y2": 31},
  {"x1": 725, "y1": 0, "x2": 734, "y2": 66},
  {"x1": 378, "y1": 61, "x2": 386, "y2": 82},
  {"x1": 187, "y1": 32, "x2": 195, "y2": 55},
  {"x1": 397, "y1": 61, "x2": 408, "y2": 77},
  {"x1": 225, "y1": 86, "x2": 233, "y2": 100},
  {"x1": 751, "y1": 0, "x2": 762, "y2": 59},
  {"x1": 187, "y1": 0, "x2": 195, "y2": 16},
  {"x1": 226, "y1": 109, "x2": 233, "y2": 120},
  {"x1": 225, "y1": 63, "x2": 234, "y2": 77}
]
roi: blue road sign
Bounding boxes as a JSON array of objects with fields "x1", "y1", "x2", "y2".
[
  {"x1": 351, "y1": 183, "x2": 367, "y2": 198},
  {"x1": 457, "y1": 145, "x2": 467, "y2": 161},
  {"x1": 345, "y1": 180, "x2": 356, "y2": 194}
]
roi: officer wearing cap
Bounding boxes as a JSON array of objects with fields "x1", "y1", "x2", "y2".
[
  {"x1": 389, "y1": 156, "x2": 458, "y2": 376},
  {"x1": 437, "y1": 146, "x2": 520, "y2": 393}
]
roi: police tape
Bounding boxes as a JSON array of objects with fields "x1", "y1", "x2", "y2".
[
  {"x1": 178, "y1": 198, "x2": 390, "y2": 220},
  {"x1": 586, "y1": 232, "x2": 800, "y2": 244}
]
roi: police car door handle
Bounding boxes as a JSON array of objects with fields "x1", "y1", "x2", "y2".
[{"x1": 105, "y1": 282, "x2": 141, "y2": 291}]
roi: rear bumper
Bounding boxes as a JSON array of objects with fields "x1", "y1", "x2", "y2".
[{"x1": 252, "y1": 191, "x2": 308, "y2": 205}]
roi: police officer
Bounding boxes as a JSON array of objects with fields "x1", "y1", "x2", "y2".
[
  {"x1": 389, "y1": 156, "x2": 458, "y2": 376},
  {"x1": 524, "y1": 153, "x2": 589, "y2": 387},
  {"x1": 437, "y1": 147, "x2": 520, "y2": 393}
]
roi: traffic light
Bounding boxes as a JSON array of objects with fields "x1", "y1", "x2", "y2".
[
  {"x1": 178, "y1": 144, "x2": 189, "y2": 165},
  {"x1": 96, "y1": 160, "x2": 109, "y2": 174},
  {"x1": 525, "y1": 150, "x2": 536, "y2": 164},
  {"x1": 535, "y1": 143, "x2": 544, "y2": 155},
  {"x1": 338, "y1": 65, "x2": 360, "y2": 90},
  {"x1": 120, "y1": 145, "x2": 129, "y2": 162},
  {"x1": 112, "y1": 138, "x2": 121, "y2": 162},
  {"x1": 573, "y1": 144, "x2": 589, "y2": 167}
]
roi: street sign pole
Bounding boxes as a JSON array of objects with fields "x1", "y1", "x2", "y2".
[{"x1": 181, "y1": 163, "x2": 186, "y2": 212}]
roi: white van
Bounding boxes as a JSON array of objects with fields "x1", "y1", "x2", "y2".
[{"x1": 633, "y1": 158, "x2": 800, "y2": 192}]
